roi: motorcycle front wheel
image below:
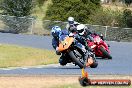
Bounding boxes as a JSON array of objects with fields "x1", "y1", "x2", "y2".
[
  {"x1": 100, "y1": 46, "x2": 112, "y2": 59},
  {"x1": 69, "y1": 50, "x2": 85, "y2": 69}
]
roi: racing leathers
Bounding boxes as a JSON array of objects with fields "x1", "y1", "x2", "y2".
[{"x1": 52, "y1": 29, "x2": 70, "y2": 65}]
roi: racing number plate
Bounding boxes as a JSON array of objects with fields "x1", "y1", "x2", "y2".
[{"x1": 61, "y1": 40, "x2": 68, "y2": 46}]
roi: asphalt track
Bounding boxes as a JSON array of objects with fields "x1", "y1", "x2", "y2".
[
  {"x1": 0, "y1": 33, "x2": 132, "y2": 75},
  {"x1": 0, "y1": 33, "x2": 53, "y2": 50}
]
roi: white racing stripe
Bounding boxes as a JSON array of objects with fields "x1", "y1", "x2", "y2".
[
  {"x1": 0, "y1": 63, "x2": 75, "y2": 70},
  {"x1": 21, "y1": 68, "x2": 28, "y2": 69},
  {"x1": 0, "y1": 64, "x2": 61, "y2": 70},
  {"x1": 1, "y1": 68, "x2": 12, "y2": 70}
]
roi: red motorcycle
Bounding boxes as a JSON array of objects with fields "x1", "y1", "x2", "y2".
[{"x1": 87, "y1": 34, "x2": 112, "y2": 59}]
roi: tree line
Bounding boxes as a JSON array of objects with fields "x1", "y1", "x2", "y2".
[{"x1": 0, "y1": 0, "x2": 132, "y2": 28}]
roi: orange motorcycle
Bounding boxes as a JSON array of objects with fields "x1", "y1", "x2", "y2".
[{"x1": 57, "y1": 34, "x2": 98, "y2": 68}]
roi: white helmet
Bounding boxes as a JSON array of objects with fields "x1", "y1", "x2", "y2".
[
  {"x1": 77, "y1": 24, "x2": 86, "y2": 35},
  {"x1": 68, "y1": 17, "x2": 74, "y2": 24}
]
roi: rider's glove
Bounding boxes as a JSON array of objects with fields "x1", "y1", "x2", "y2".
[
  {"x1": 56, "y1": 47, "x2": 61, "y2": 55},
  {"x1": 56, "y1": 51, "x2": 61, "y2": 55},
  {"x1": 69, "y1": 33, "x2": 74, "y2": 37}
]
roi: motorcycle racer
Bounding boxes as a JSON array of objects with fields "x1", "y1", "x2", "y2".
[
  {"x1": 51, "y1": 26, "x2": 95, "y2": 67},
  {"x1": 76, "y1": 24, "x2": 105, "y2": 44},
  {"x1": 76, "y1": 24, "x2": 94, "y2": 50},
  {"x1": 66, "y1": 17, "x2": 80, "y2": 33},
  {"x1": 76, "y1": 24, "x2": 111, "y2": 59},
  {"x1": 51, "y1": 26, "x2": 70, "y2": 65},
  {"x1": 51, "y1": 26, "x2": 68, "y2": 52}
]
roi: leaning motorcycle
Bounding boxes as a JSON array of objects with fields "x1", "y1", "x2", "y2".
[
  {"x1": 57, "y1": 34, "x2": 98, "y2": 68},
  {"x1": 87, "y1": 34, "x2": 112, "y2": 59}
]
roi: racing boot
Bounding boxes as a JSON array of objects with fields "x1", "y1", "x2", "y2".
[{"x1": 107, "y1": 44, "x2": 110, "y2": 47}]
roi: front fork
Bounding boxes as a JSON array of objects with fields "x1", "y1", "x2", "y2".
[{"x1": 74, "y1": 42, "x2": 95, "y2": 66}]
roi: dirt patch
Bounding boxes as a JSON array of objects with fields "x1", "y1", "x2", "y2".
[
  {"x1": 0, "y1": 75, "x2": 78, "y2": 88},
  {"x1": 0, "y1": 75, "x2": 131, "y2": 88}
]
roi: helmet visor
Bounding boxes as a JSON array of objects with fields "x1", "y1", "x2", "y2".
[
  {"x1": 78, "y1": 29, "x2": 84, "y2": 33},
  {"x1": 69, "y1": 21, "x2": 74, "y2": 24}
]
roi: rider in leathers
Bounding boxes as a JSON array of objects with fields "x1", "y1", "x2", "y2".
[
  {"x1": 51, "y1": 26, "x2": 70, "y2": 65},
  {"x1": 66, "y1": 17, "x2": 80, "y2": 33}
]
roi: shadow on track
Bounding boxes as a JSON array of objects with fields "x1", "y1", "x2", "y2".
[
  {"x1": 42, "y1": 65, "x2": 81, "y2": 69},
  {"x1": 96, "y1": 57, "x2": 112, "y2": 60},
  {"x1": 57, "y1": 67, "x2": 80, "y2": 69}
]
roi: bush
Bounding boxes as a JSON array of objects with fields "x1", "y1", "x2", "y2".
[
  {"x1": 89, "y1": 8, "x2": 123, "y2": 27},
  {"x1": 122, "y1": 9, "x2": 132, "y2": 28},
  {"x1": 44, "y1": 0, "x2": 100, "y2": 23},
  {"x1": 0, "y1": 0, "x2": 33, "y2": 16},
  {"x1": 89, "y1": 8, "x2": 132, "y2": 28},
  {"x1": 0, "y1": 0, "x2": 34, "y2": 33},
  {"x1": 43, "y1": 0, "x2": 101, "y2": 30},
  {"x1": 124, "y1": 0, "x2": 132, "y2": 6}
]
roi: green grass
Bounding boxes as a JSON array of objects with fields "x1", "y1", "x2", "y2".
[
  {"x1": 0, "y1": 44, "x2": 59, "y2": 68},
  {"x1": 55, "y1": 83, "x2": 132, "y2": 88}
]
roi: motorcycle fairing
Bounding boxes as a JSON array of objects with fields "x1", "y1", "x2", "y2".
[
  {"x1": 74, "y1": 42, "x2": 87, "y2": 53},
  {"x1": 58, "y1": 35, "x2": 74, "y2": 52}
]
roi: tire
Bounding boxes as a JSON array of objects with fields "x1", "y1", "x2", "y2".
[
  {"x1": 100, "y1": 46, "x2": 112, "y2": 59},
  {"x1": 69, "y1": 51, "x2": 85, "y2": 69},
  {"x1": 90, "y1": 61, "x2": 98, "y2": 68}
]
